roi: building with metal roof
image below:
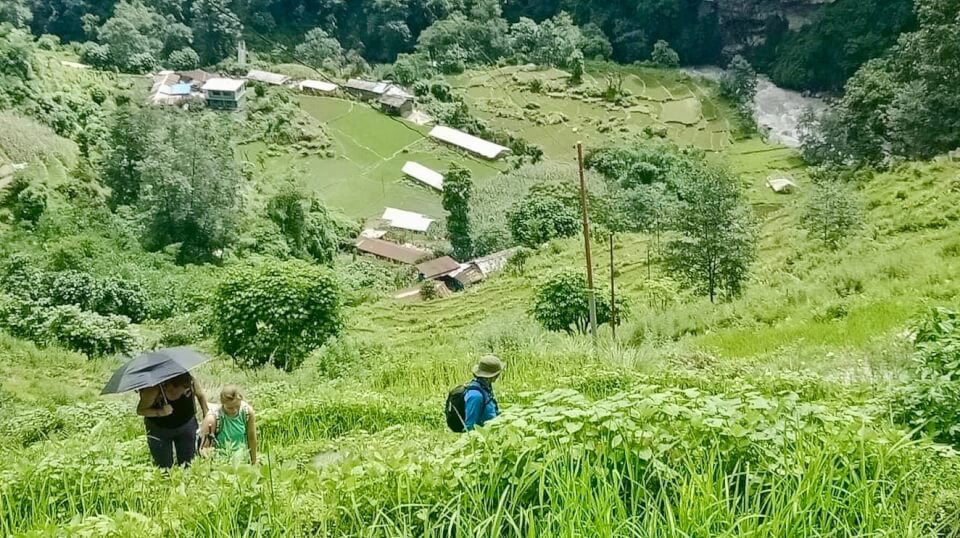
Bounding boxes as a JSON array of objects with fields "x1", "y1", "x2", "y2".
[
  {"x1": 245, "y1": 69, "x2": 290, "y2": 86},
  {"x1": 416, "y1": 256, "x2": 461, "y2": 280},
  {"x1": 381, "y1": 207, "x2": 434, "y2": 233},
  {"x1": 179, "y1": 69, "x2": 214, "y2": 86},
  {"x1": 380, "y1": 93, "x2": 413, "y2": 116},
  {"x1": 299, "y1": 80, "x2": 338, "y2": 93},
  {"x1": 169, "y1": 83, "x2": 192, "y2": 96},
  {"x1": 344, "y1": 79, "x2": 391, "y2": 98},
  {"x1": 202, "y1": 78, "x2": 246, "y2": 110},
  {"x1": 401, "y1": 161, "x2": 444, "y2": 191},
  {"x1": 355, "y1": 238, "x2": 429, "y2": 265},
  {"x1": 202, "y1": 78, "x2": 246, "y2": 92},
  {"x1": 429, "y1": 126, "x2": 511, "y2": 160}
]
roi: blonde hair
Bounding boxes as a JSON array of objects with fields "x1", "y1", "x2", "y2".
[{"x1": 219, "y1": 384, "x2": 243, "y2": 403}]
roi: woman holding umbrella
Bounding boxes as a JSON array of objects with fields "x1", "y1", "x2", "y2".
[
  {"x1": 102, "y1": 347, "x2": 214, "y2": 469},
  {"x1": 137, "y1": 372, "x2": 209, "y2": 468}
]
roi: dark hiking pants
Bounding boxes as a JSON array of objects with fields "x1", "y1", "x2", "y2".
[{"x1": 145, "y1": 417, "x2": 198, "y2": 469}]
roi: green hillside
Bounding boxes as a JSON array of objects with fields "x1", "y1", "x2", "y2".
[{"x1": 3, "y1": 5, "x2": 960, "y2": 535}]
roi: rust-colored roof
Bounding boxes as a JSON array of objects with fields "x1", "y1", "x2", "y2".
[
  {"x1": 416, "y1": 256, "x2": 461, "y2": 279},
  {"x1": 355, "y1": 238, "x2": 427, "y2": 265}
]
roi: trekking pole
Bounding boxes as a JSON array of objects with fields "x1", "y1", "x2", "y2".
[{"x1": 576, "y1": 142, "x2": 598, "y2": 339}]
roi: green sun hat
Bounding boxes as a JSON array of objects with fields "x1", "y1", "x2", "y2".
[{"x1": 472, "y1": 355, "x2": 505, "y2": 378}]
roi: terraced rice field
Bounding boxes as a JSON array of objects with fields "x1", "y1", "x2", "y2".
[
  {"x1": 451, "y1": 64, "x2": 735, "y2": 159},
  {"x1": 242, "y1": 96, "x2": 506, "y2": 220},
  {"x1": 245, "y1": 65, "x2": 739, "y2": 219}
]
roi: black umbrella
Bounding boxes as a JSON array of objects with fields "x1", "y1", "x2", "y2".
[{"x1": 101, "y1": 347, "x2": 212, "y2": 395}]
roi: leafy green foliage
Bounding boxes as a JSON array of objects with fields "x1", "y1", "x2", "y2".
[
  {"x1": 0, "y1": 294, "x2": 136, "y2": 357},
  {"x1": 1, "y1": 173, "x2": 48, "y2": 226},
  {"x1": 530, "y1": 270, "x2": 623, "y2": 334},
  {"x1": 101, "y1": 106, "x2": 157, "y2": 208},
  {"x1": 295, "y1": 28, "x2": 345, "y2": 75},
  {"x1": 266, "y1": 179, "x2": 340, "y2": 264},
  {"x1": 803, "y1": 0, "x2": 960, "y2": 163},
  {"x1": 665, "y1": 165, "x2": 756, "y2": 303},
  {"x1": 213, "y1": 261, "x2": 343, "y2": 371},
  {"x1": 190, "y1": 0, "x2": 241, "y2": 65},
  {"x1": 167, "y1": 47, "x2": 200, "y2": 70},
  {"x1": 136, "y1": 113, "x2": 243, "y2": 263},
  {"x1": 650, "y1": 40, "x2": 679, "y2": 67},
  {"x1": 756, "y1": 0, "x2": 914, "y2": 92},
  {"x1": 896, "y1": 308, "x2": 960, "y2": 445},
  {"x1": 441, "y1": 163, "x2": 473, "y2": 260},
  {"x1": 720, "y1": 55, "x2": 757, "y2": 125},
  {"x1": 802, "y1": 178, "x2": 863, "y2": 249},
  {"x1": 507, "y1": 181, "x2": 582, "y2": 248}
]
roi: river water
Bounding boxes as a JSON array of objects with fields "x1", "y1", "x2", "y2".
[{"x1": 682, "y1": 67, "x2": 826, "y2": 148}]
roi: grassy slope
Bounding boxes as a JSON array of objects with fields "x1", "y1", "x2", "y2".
[{"x1": 4, "y1": 56, "x2": 960, "y2": 534}]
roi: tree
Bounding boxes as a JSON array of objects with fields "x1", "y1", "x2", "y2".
[
  {"x1": 167, "y1": 47, "x2": 200, "y2": 70},
  {"x1": 266, "y1": 179, "x2": 340, "y2": 264},
  {"x1": 96, "y1": 1, "x2": 166, "y2": 72},
  {"x1": 507, "y1": 192, "x2": 579, "y2": 247},
  {"x1": 102, "y1": 106, "x2": 158, "y2": 208},
  {"x1": 191, "y1": 0, "x2": 242, "y2": 65},
  {"x1": 0, "y1": 24, "x2": 36, "y2": 107},
  {"x1": 720, "y1": 55, "x2": 757, "y2": 105},
  {"x1": 579, "y1": 23, "x2": 612, "y2": 60},
  {"x1": 295, "y1": 28, "x2": 345, "y2": 74},
  {"x1": 650, "y1": 40, "x2": 679, "y2": 67},
  {"x1": 802, "y1": 178, "x2": 863, "y2": 249},
  {"x1": 534, "y1": 12, "x2": 582, "y2": 67},
  {"x1": 569, "y1": 50, "x2": 585, "y2": 84},
  {"x1": 136, "y1": 114, "x2": 243, "y2": 263},
  {"x1": 442, "y1": 163, "x2": 473, "y2": 260},
  {"x1": 214, "y1": 261, "x2": 343, "y2": 371},
  {"x1": 665, "y1": 165, "x2": 756, "y2": 303},
  {"x1": 0, "y1": 0, "x2": 32, "y2": 28},
  {"x1": 530, "y1": 270, "x2": 623, "y2": 334}
]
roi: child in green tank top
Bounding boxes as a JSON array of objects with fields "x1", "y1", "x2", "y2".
[{"x1": 199, "y1": 385, "x2": 258, "y2": 464}]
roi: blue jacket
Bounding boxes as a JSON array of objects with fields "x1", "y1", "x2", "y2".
[{"x1": 463, "y1": 379, "x2": 498, "y2": 431}]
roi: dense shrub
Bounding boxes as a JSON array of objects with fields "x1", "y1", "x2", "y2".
[
  {"x1": 0, "y1": 294, "x2": 136, "y2": 357},
  {"x1": 530, "y1": 270, "x2": 624, "y2": 334},
  {"x1": 213, "y1": 261, "x2": 343, "y2": 371},
  {"x1": 896, "y1": 307, "x2": 960, "y2": 446},
  {"x1": 45, "y1": 270, "x2": 149, "y2": 322},
  {"x1": 507, "y1": 192, "x2": 580, "y2": 247}
]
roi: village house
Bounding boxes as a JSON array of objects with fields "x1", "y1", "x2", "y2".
[
  {"x1": 299, "y1": 80, "x2": 339, "y2": 95},
  {"x1": 429, "y1": 126, "x2": 511, "y2": 160},
  {"x1": 202, "y1": 78, "x2": 246, "y2": 110},
  {"x1": 344, "y1": 79, "x2": 392, "y2": 101},
  {"x1": 355, "y1": 237, "x2": 429, "y2": 265},
  {"x1": 380, "y1": 92, "x2": 413, "y2": 116},
  {"x1": 245, "y1": 69, "x2": 290, "y2": 86}
]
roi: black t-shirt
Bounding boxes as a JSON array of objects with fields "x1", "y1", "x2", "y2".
[{"x1": 146, "y1": 387, "x2": 196, "y2": 429}]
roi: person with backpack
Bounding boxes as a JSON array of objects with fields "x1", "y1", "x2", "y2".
[
  {"x1": 137, "y1": 372, "x2": 209, "y2": 469},
  {"x1": 445, "y1": 355, "x2": 504, "y2": 432},
  {"x1": 198, "y1": 385, "x2": 258, "y2": 464}
]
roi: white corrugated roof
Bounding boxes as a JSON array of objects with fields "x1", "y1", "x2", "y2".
[
  {"x1": 299, "y1": 80, "x2": 338, "y2": 92},
  {"x1": 382, "y1": 207, "x2": 434, "y2": 232},
  {"x1": 429, "y1": 126, "x2": 510, "y2": 159},
  {"x1": 246, "y1": 69, "x2": 289, "y2": 85},
  {"x1": 402, "y1": 161, "x2": 444, "y2": 191},
  {"x1": 202, "y1": 78, "x2": 245, "y2": 92},
  {"x1": 360, "y1": 228, "x2": 387, "y2": 239}
]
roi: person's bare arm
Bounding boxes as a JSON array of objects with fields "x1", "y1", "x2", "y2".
[
  {"x1": 246, "y1": 406, "x2": 258, "y2": 465},
  {"x1": 137, "y1": 386, "x2": 172, "y2": 418},
  {"x1": 193, "y1": 380, "x2": 209, "y2": 418},
  {"x1": 199, "y1": 414, "x2": 216, "y2": 452}
]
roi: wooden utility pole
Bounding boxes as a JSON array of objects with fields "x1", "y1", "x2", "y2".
[
  {"x1": 576, "y1": 142, "x2": 598, "y2": 338},
  {"x1": 609, "y1": 232, "x2": 616, "y2": 340}
]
